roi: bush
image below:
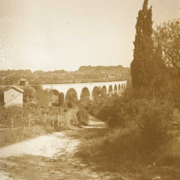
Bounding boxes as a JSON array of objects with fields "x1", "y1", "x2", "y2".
[
  {"x1": 137, "y1": 98, "x2": 173, "y2": 157},
  {"x1": 78, "y1": 99, "x2": 92, "y2": 111},
  {"x1": 66, "y1": 93, "x2": 77, "y2": 108},
  {"x1": 34, "y1": 89, "x2": 53, "y2": 106},
  {"x1": 76, "y1": 108, "x2": 89, "y2": 125},
  {"x1": 86, "y1": 90, "x2": 137, "y2": 128},
  {"x1": 79, "y1": 88, "x2": 174, "y2": 158},
  {"x1": 24, "y1": 86, "x2": 35, "y2": 98}
]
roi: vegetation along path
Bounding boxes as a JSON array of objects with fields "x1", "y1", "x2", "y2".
[{"x1": 0, "y1": 125, "x2": 126, "y2": 180}]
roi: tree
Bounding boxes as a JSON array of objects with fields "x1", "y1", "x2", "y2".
[
  {"x1": 59, "y1": 93, "x2": 65, "y2": 106},
  {"x1": 153, "y1": 19, "x2": 180, "y2": 81},
  {"x1": 31, "y1": 78, "x2": 42, "y2": 90},
  {"x1": 34, "y1": 89, "x2": 53, "y2": 106},
  {"x1": 131, "y1": 0, "x2": 155, "y2": 90},
  {"x1": 152, "y1": 19, "x2": 180, "y2": 103},
  {"x1": 24, "y1": 86, "x2": 35, "y2": 99}
]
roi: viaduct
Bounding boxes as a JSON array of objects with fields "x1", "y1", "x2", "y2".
[{"x1": 42, "y1": 80, "x2": 127, "y2": 101}]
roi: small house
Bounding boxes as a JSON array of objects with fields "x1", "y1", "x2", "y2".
[{"x1": 1, "y1": 86, "x2": 24, "y2": 107}]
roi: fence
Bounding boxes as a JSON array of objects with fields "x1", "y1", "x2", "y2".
[{"x1": 0, "y1": 106, "x2": 79, "y2": 132}]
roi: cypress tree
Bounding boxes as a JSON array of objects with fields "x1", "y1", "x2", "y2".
[{"x1": 131, "y1": 0, "x2": 154, "y2": 89}]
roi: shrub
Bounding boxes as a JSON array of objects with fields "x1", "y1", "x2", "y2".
[
  {"x1": 24, "y1": 86, "x2": 35, "y2": 98},
  {"x1": 34, "y1": 89, "x2": 53, "y2": 106},
  {"x1": 76, "y1": 108, "x2": 89, "y2": 125},
  {"x1": 137, "y1": 98, "x2": 173, "y2": 157},
  {"x1": 78, "y1": 99, "x2": 92, "y2": 111},
  {"x1": 66, "y1": 93, "x2": 77, "y2": 108},
  {"x1": 51, "y1": 100, "x2": 59, "y2": 107}
]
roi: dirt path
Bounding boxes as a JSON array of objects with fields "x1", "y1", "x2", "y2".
[{"x1": 0, "y1": 128, "x2": 126, "y2": 180}]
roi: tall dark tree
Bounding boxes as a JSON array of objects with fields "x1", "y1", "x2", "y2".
[{"x1": 131, "y1": 0, "x2": 154, "y2": 89}]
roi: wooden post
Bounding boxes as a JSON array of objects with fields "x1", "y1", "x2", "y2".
[
  {"x1": 45, "y1": 114, "x2": 47, "y2": 124},
  {"x1": 58, "y1": 114, "x2": 60, "y2": 127},
  {"x1": 11, "y1": 118, "x2": 13, "y2": 133}
]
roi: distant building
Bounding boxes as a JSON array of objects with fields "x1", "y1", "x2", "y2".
[
  {"x1": 0, "y1": 86, "x2": 24, "y2": 107},
  {"x1": 19, "y1": 79, "x2": 28, "y2": 86}
]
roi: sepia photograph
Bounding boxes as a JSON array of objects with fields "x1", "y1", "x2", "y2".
[{"x1": 0, "y1": 0, "x2": 180, "y2": 179}]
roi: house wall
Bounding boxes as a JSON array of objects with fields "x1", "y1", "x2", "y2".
[{"x1": 4, "y1": 89, "x2": 23, "y2": 107}]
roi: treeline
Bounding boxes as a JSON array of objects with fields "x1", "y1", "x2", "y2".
[
  {"x1": 0, "y1": 65, "x2": 130, "y2": 85},
  {"x1": 78, "y1": 65, "x2": 123, "y2": 71}
]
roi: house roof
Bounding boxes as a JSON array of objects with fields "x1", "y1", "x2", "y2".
[{"x1": 2, "y1": 86, "x2": 24, "y2": 93}]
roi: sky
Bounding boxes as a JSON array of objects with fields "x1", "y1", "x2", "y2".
[{"x1": 0, "y1": 0, "x2": 179, "y2": 71}]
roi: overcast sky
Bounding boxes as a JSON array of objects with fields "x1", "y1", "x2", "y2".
[{"x1": 0, "y1": 0, "x2": 179, "y2": 71}]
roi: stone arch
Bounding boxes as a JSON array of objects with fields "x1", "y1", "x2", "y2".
[
  {"x1": 114, "y1": 84, "x2": 117, "y2": 94},
  {"x1": 102, "y1": 86, "x2": 107, "y2": 94},
  {"x1": 52, "y1": 89, "x2": 59, "y2": 96},
  {"x1": 92, "y1": 86, "x2": 99, "y2": 99},
  {"x1": 108, "y1": 85, "x2": 113, "y2": 94},
  {"x1": 65, "y1": 88, "x2": 78, "y2": 102},
  {"x1": 81, "y1": 87, "x2": 90, "y2": 100}
]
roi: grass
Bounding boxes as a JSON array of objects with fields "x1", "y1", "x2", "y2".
[
  {"x1": 0, "y1": 125, "x2": 54, "y2": 147},
  {"x1": 75, "y1": 126, "x2": 180, "y2": 180}
]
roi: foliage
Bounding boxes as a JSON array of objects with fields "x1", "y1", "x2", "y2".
[
  {"x1": 79, "y1": 88, "x2": 136, "y2": 128},
  {"x1": 76, "y1": 127, "x2": 141, "y2": 174},
  {"x1": 24, "y1": 86, "x2": 35, "y2": 98},
  {"x1": 76, "y1": 125, "x2": 180, "y2": 180},
  {"x1": 152, "y1": 19, "x2": 180, "y2": 103},
  {"x1": 78, "y1": 99, "x2": 92, "y2": 111},
  {"x1": 0, "y1": 66, "x2": 130, "y2": 85},
  {"x1": 76, "y1": 108, "x2": 89, "y2": 125},
  {"x1": 80, "y1": 86, "x2": 174, "y2": 157},
  {"x1": 0, "y1": 103, "x2": 67, "y2": 128},
  {"x1": 31, "y1": 78, "x2": 42, "y2": 90},
  {"x1": 34, "y1": 88, "x2": 53, "y2": 106},
  {"x1": 23, "y1": 86, "x2": 35, "y2": 102},
  {"x1": 66, "y1": 91, "x2": 77, "y2": 108},
  {"x1": 137, "y1": 98, "x2": 174, "y2": 157},
  {"x1": 92, "y1": 87, "x2": 102, "y2": 100},
  {"x1": 153, "y1": 19, "x2": 180, "y2": 80}
]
